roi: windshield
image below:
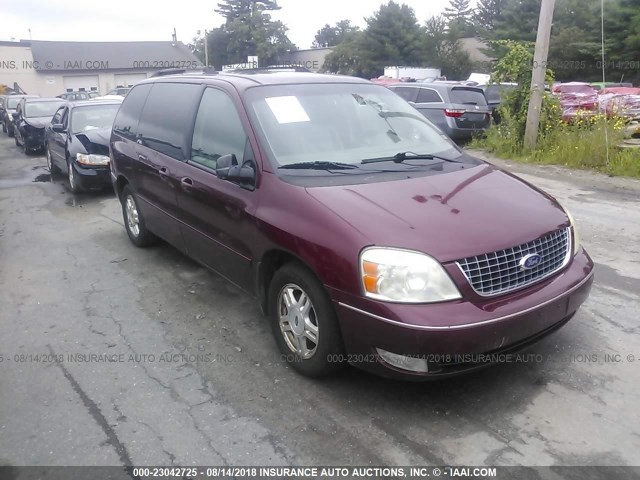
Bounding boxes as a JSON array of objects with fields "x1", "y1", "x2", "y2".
[
  {"x1": 244, "y1": 83, "x2": 456, "y2": 167},
  {"x1": 71, "y1": 105, "x2": 120, "y2": 134},
  {"x1": 7, "y1": 97, "x2": 22, "y2": 109},
  {"x1": 25, "y1": 101, "x2": 64, "y2": 118}
]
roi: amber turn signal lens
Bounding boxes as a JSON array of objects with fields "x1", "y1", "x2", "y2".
[{"x1": 362, "y1": 261, "x2": 379, "y2": 293}]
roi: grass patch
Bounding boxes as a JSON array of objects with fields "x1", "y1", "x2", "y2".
[{"x1": 471, "y1": 116, "x2": 640, "y2": 178}]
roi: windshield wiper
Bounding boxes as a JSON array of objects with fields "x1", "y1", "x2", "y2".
[
  {"x1": 279, "y1": 161, "x2": 359, "y2": 170},
  {"x1": 362, "y1": 151, "x2": 462, "y2": 165}
]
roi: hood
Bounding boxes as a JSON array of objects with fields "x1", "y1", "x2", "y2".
[
  {"x1": 73, "y1": 127, "x2": 111, "y2": 155},
  {"x1": 306, "y1": 164, "x2": 569, "y2": 263},
  {"x1": 24, "y1": 117, "x2": 51, "y2": 129}
]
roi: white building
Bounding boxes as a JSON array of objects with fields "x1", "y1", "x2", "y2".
[{"x1": 0, "y1": 40, "x2": 202, "y2": 96}]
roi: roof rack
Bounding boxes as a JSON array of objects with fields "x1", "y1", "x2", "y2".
[
  {"x1": 151, "y1": 67, "x2": 218, "y2": 77},
  {"x1": 223, "y1": 65, "x2": 311, "y2": 74}
]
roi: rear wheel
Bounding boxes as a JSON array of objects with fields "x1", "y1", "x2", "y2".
[
  {"x1": 121, "y1": 185, "x2": 157, "y2": 247},
  {"x1": 2, "y1": 121, "x2": 6, "y2": 133},
  {"x1": 269, "y1": 263, "x2": 345, "y2": 377},
  {"x1": 7, "y1": 125, "x2": 14, "y2": 138}
]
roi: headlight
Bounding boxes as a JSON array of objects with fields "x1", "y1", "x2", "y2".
[
  {"x1": 76, "y1": 153, "x2": 110, "y2": 166},
  {"x1": 563, "y1": 206, "x2": 581, "y2": 255},
  {"x1": 360, "y1": 247, "x2": 461, "y2": 303}
]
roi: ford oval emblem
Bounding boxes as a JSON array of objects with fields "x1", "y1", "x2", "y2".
[{"x1": 520, "y1": 253, "x2": 542, "y2": 270}]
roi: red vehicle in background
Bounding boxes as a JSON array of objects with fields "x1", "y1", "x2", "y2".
[
  {"x1": 370, "y1": 76, "x2": 414, "y2": 86},
  {"x1": 552, "y1": 82, "x2": 599, "y2": 122}
]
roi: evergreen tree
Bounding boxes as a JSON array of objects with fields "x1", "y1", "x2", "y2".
[
  {"x1": 443, "y1": 0, "x2": 474, "y2": 36},
  {"x1": 474, "y1": 0, "x2": 505, "y2": 35},
  {"x1": 312, "y1": 20, "x2": 360, "y2": 48},
  {"x1": 215, "y1": 0, "x2": 281, "y2": 22}
]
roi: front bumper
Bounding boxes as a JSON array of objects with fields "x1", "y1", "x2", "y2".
[
  {"x1": 72, "y1": 162, "x2": 112, "y2": 190},
  {"x1": 329, "y1": 248, "x2": 594, "y2": 379},
  {"x1": 23, "y1": 129, "x2": 45, "y2": 151}
]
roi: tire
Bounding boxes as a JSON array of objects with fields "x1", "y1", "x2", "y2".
[
  {"x1": 46, "y1": 147, "x2": 60, "y2": 174},
  {"x1": 269, "y1": 263, "x2": 345, "y2": 377},
  {"x1": 7, "y1": 125, "x2": 14, "y2": 138},
  {"x1": 67, "y1": 160, "x2": 83, "y2": 193},
  {"x1": 2, "y1": 122, "x2": 6, "y2": 133},
  {"x1": 120, "y1": 185, "x2": 157, "y2": 247}
]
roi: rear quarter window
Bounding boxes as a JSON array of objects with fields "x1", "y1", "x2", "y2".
[
  {"x1": 113, "y1": 84, "x2": 152, "y2": 139},
  {"x1": 449, "y1": 88, "x2": 488, "y2": 106},
  {"x1": 391, "y1": 87, "x2": 419, "y2": 103},
  {"x1": 416, "y1": 88, "x2": 443, "y2": 103}
]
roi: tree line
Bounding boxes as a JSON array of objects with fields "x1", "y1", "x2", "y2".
[{"x1": 191, "y1": 0, "x2": 640, "y2": 83}]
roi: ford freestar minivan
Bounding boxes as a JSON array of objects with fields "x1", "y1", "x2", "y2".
[{"x1": 110, "y1": 71, "x2": 594, "y2": 380}]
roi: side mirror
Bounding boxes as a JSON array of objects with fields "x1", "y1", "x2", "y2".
[
  {"x1": 227, "y1": 164, "x2": 256, "y2": 185},
  {"x1": 51, "y1": 123, "x2": 65, "y2": 133},
  {"x1": 215, "y1": 153, "x2": 238, "y2": 180},
  {"x1": 215, "y1": 153, "x2": 255, "y2": 187}
]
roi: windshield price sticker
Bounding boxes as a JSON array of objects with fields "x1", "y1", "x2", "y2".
[{"x1": 265, "y1": 96, "x2": 311, "y2": 124}]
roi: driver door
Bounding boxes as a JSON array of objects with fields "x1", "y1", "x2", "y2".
[{"x1": 172, "y1": 87, "x2": 259, "y2": 291}]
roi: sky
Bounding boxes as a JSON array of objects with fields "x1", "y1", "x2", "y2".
[{"x1": 1, "y1": 0, "x2": 452, "y2": 49}]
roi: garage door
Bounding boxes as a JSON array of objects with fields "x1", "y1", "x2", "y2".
[
  {"x1": 114, "y1": 73, "x2": 147, "y2": 88},
  {"x1": 63, "y1": 75, "x2": 99, "y2": 92}
]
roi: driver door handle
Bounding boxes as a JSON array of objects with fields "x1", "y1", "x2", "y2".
[{"x1": 181, "y1": 177, "x2": 194, "y2": 190}]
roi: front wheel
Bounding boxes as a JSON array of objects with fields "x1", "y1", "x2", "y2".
[
  {"x1": 121, "y1": 185, "x2": 157, "y2": 247},
  {"x1": 46, "y1": 147, "x2": 60, "y2": 174},
  {"x1": 67, "y1": 160, "x2": 82, "y2": 193},
  {"x1": 269, "y1": 263, "x2": 345, "y2": 377}
]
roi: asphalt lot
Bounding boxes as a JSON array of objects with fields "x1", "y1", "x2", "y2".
[{"x1": 0, "y1": 135, "x2": 639, "y2": 469}]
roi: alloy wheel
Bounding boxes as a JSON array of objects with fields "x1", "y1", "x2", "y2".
[
  {"x1": 125, "y1": 195, "x2": 140, "y2": 237},
  {"x1": 68, "y1": 162, "x2": 76, "y2": 191},
  {"x1": 278, "y1": 283, "x2": 319, "y2": 359}
]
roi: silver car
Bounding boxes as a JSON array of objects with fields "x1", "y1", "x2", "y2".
[{"x1": 388, "y1": 82, "x2": 492, "y2": 141}]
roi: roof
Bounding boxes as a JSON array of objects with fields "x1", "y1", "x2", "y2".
[
  {"x1": 0, "y1": 40, "x2": 31, "y2": 47},
  {"x1": 70, "y1": 99, "x2": 123, "y2": 107},
  {"x1": 142, "y1": 71, "x2": 370, "y2": 90},
  {"x1": 29, "y1": 40, "x2": 202, "y2": 72},
  {"x1": 24, "y1": 97, "x2": 65, "y2": 103}
]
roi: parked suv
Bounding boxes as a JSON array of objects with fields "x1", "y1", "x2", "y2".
[
  {"x1": 388, "y1": 82, "x2": 492, "y2": 141},
  {"x1": 110, "y1": 71, "x2": 593, "y2": 380}
]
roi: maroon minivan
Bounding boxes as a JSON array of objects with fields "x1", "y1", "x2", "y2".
[{"x1": 109, "y1": 71, "x2": 594, "y2": 380}]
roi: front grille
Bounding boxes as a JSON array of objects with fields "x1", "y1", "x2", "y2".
[{"x1": 457, "y1": 228, "x2": 571, "y2": 296}]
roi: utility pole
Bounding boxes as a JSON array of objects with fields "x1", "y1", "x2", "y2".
[
  {"x1": 524, "y1": 0, "x2": 556, "y2": 151},
  {"x1": 204, "y1": 30, "x2": 209, "y2": 68}
]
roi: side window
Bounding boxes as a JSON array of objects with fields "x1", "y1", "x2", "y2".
[
  {"x1": 61, "y1": 108, "x2": 69, "y2": 128},
  {"x1": 416, "y1": 88, "x2": 443, "y2": 103},
  {"x1": 391, "y1": 87, "x2": 419, "y2": 103},
  {"x1": 137, "y1": 83, "x2": 202, "y2": 160},
  {"x1": 190, "y1": 88, "x2": 247, "y2": 170},
  {"x1": 113, "y1": 83, "x2": 152, "y2": 139},
  {"x1": 51, "y1": 107, "x2": 64, "y2": 125}
]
